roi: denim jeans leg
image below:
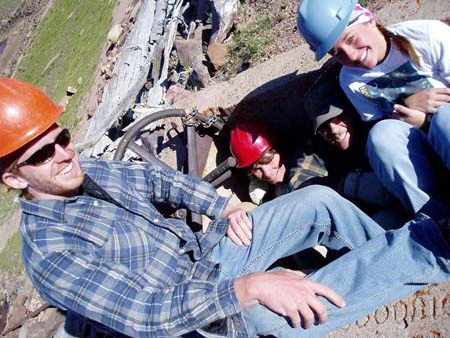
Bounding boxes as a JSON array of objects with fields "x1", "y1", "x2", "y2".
[
  {"x1": 429, "y1": 104, "x2": 450, "y2": 170},
  {"x1": 209, "y1": 186, "x2": 384, "y2": 337},
  {"x1": 366, "y1": 119, "x2": 449, "y2": 220},
  {"x1": 242, "y1": 216, "x2": 450, "y2": 338},
  {"x1": 210, "y1": 185, "x2": 384, "y2": 279},
  {"x1": 57, "y1": 311, "x2": 106, "y2": 338}
]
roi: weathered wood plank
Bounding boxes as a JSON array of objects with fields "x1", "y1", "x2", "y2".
[
  {"x1": 80, "y1": 0, "x2": 189, "y2": 153},
  {"x1": 145, "y1": 0, "x2": 184, "y2": 106},
  {"x1": 80, "y1": 0, "x2": 159, "y2": 150}
]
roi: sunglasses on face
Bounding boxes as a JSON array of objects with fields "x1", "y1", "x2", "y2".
[
  {"x1": 317, "y1": 116, "x2": 342, "y2": 137},
  {"x1": 14, "y1": 128, "x2": 71, "y2": 169},
  {"x1": 317, "y1": 124, "x2": 332, "y2": 137}
]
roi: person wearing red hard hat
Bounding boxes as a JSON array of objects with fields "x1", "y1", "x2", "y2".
[
  {"x1": 230, "y1": 121, "x2": 285, "y2": 185},
  {"x1": 230, "y1": 120, "x2": 326, "y2": 204}
]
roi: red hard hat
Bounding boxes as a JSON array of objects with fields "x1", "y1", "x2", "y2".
[
  {"x1": 0, "y1": 78, "x2": 64, "y2": 157},
  {"x1": 230, "y1": 121, "x2": 275, "y2": 168}
]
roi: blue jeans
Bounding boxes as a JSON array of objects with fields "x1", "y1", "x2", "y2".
[
  {"x1": 366, "y1": 109, "x2": 450, "y2": 221},
  {"x1": 210, "y1": 186, "x2": 449, "y2": 337},
  {"x1": 429, "y1": 104, "x2": 450, "y2": 170}
]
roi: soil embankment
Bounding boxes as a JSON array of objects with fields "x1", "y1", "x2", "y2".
[{"x1": 0, "y1": 0, "x2": 53, "y2": 77}]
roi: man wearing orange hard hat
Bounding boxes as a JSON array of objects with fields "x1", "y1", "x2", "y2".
[
  {"x1": 0, "y1": 78, "x2": 83, "y2": 200},
  {"x1": 1, "y1": 78, "x2": 448, "y2": 338}
]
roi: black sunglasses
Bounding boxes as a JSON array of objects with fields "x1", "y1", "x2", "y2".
[{"x1": 14, "y1": 128, "x2": 71, "y2": 169}]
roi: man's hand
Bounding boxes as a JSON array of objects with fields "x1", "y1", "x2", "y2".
[
  {"x1": 404, "y1": 88, "x2": 450, "y2": 114},
  {"x1": 392, "y1": 104, "x2": 426, "y2": 128},
  {"x1": 223, "y1": 207, "x2": 253, "y2": 246},
  {"x1": 236, "y1": 270, "x2": 345, "y2": 329}
]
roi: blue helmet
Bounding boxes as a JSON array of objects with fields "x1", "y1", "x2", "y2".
[{"x1": 297, "y1": 0, "x2": 357, "y2": 60}]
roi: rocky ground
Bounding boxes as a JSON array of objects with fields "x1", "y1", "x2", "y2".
[{"x1": 0, "y1": 0, "x2": 449, "y2": 337}]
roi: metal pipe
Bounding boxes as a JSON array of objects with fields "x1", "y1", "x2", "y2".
[{"x1": 202, "y1": 156, "x2": 236, "y2": 184}]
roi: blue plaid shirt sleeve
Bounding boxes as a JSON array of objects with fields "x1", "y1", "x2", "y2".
[
  {"x1": 138, "y1": 161, "x2": 230, "y2": 219},
  {"x1": 87, "y1": 159, "x2": 231, "y2": 220}
]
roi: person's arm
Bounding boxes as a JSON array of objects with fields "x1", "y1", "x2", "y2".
[
  {"x1": 390, "y1": 20, "x2": 450, "y2": 127},
  {"x1": 135, "y1": 162, "x2": 230, "y2": 219},
  {"x1": 138, "y1": 161, "x2": 254, "y2": 246},
  {"x1": 426, "y1": 20, "x2": 450, "y2": 85},
  {"x1": 393, "y1": 85, "x2": 450, "y2": 128},
  {"x1": 235, "y1": 269, "x2": 345, "y2": 329},
  {"x1": 35, "y1": 250, "x2": 344, "y2": 335},
  {"x1": 403, "y1": 88, "x2": 450, "y2": 114},
  {"x1": 391, "y1": 87, "x2": 450, "y2": 129},
  {"x1": 32, "y1": 249, "x2": 242, "y2": 337},
  {"x1": 390, "y1": 104, "x2": 427, "y2": 129}
]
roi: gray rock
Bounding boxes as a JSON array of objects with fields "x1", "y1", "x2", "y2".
[
  {"x1": 210, "y1": 0, "x2": 239, "y2": 44},
  {"x1": 166, "y1": 83, "x2": 191, "y2": 105},
  {"x1": 107, "y1": 24, "x2": 123, "y2": 45},
  {"x1": 66, "y1": 86, "x2": 77, "y2": 95},
  {"x1": 175, "y1": 25, "x2": 211, "y2": 88},
  {"x1": 327, "y1": 281, "x2": 450, "y2": 337},
  {"x1": 207, "y1": 42, "x2": 229, "y2": 69}
]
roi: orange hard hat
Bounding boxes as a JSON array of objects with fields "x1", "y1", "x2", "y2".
[
  {"x1": 230, "y1": 121, "x2": 276, "y2": 168},
  {"x1": 0, "y1": 78, "x2": 63, "y2": 157}
]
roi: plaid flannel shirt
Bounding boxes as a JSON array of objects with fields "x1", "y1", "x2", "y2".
[
  {"x1": 20, "y1": 159, "x2": 248, "y2": 337},
  {"x1": 287, "y1": 152, "x2": 327, "y2": 192}
]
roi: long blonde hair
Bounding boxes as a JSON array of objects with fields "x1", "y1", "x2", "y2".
[{"x1": 377, "y1": 23, "x2": 421, "y2": 66}]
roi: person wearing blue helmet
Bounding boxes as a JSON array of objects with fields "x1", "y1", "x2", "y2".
[{"x1": 298, "y1": 0, "x2": 450, "y2": 222}]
